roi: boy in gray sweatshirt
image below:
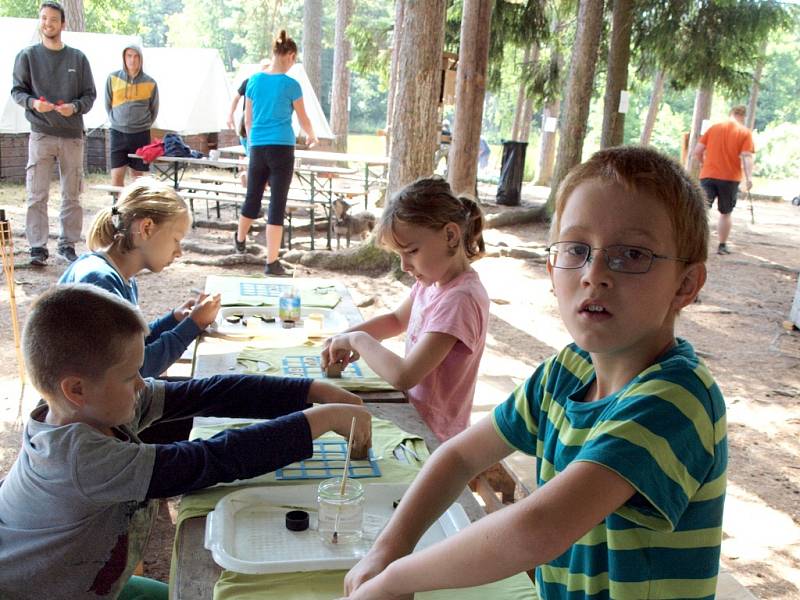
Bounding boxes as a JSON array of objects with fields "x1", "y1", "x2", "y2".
[
  {"x1": 10, "y1": 1, "x2": 96, "y2": 266},
  {"x1": 105, "y1": 44, "x2": 159, "y2": 186}
]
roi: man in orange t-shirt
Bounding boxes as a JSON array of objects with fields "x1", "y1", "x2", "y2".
[{"x1": 692, "y1": 105, "x2": 755, "y2": 255}]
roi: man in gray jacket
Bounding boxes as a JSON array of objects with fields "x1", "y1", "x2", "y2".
[
  {"x1": 11, "y1": 1, "x2": 96, "y2": 266},
  {"x1": 105, "y1": 44, "x2": 159, "y2": 186}
]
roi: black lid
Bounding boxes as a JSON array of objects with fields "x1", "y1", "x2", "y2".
[{"x1": 285, "y1": 510, "x2": 309, "y2": 532}]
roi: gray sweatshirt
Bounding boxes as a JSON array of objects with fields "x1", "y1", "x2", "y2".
[
  {"x1": 105, "y1": 44, "x2": 159, "y2": 133},
  {"x1": 11, "y1": 43, "x2": 96, "y2": 139}
]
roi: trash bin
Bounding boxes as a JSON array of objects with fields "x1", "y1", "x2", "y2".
[{"x1": 496, "y1": 141, "x2": 528, "y2": 206}]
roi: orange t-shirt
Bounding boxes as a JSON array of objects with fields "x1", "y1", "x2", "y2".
[{"x1": 698, "y1": 119, "x2": 754, "y2": 181}]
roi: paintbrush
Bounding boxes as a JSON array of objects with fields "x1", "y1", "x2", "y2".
[{"x1": 332, "y1": 416, "x2": 357, "y2": 544}]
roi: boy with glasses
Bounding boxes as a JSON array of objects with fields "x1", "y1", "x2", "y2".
[{"x1": 342, "y1": 146, "x2": 727, "y2": 600}]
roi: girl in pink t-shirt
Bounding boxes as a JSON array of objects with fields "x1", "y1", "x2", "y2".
[{"x1": 321, "y1": 177, "x2": 489, "y2": 440}]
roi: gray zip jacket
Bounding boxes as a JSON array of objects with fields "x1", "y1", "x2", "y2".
[
  {"x1": 11, "y1": 43, "x2": 96, "y2": 139},
  {"x1": 105, "y1": 44, "x2": 159, "y2": 133}
]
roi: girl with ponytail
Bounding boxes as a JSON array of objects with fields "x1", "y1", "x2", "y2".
[{"x1": 321, "y1": 177, "x2": 490, "y2": 441}]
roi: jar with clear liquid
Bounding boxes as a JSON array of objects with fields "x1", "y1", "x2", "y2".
[
  {"x1": 317, "y1": 477, "x2": 364, "y2": 544},
  {"x1": 279, "y1": 287, "x2": 301, "y2": 322}
]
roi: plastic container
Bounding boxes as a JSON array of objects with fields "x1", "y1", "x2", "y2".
[
  {"x1": 279, "y1": 286, "x2": 301, "y2": 322},
  {"x1": 203, "y1": 483, "x2": 471, "y2": 574},
  {"x1": 317, "y1": 477, "x2": 364, "y2": 544}
]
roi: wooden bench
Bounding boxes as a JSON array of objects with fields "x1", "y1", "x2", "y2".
[
  {"x1": 185, "y1": 173, "x2": 242, "y2": 186},
  {"x1": 181, "y1": 188, "x2": 333, "y2": 250},
  {"x1": 90, "y1": 184, "x2": 124, "y2": 204}
]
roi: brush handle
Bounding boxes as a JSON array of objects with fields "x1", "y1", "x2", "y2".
[{"x1": 338, "y1": 416, "x2": 356, "y2": 496}]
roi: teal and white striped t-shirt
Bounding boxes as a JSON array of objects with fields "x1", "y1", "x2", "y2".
[{"x1": 493, "y1": 338, "x2": 727, "y2": 600}]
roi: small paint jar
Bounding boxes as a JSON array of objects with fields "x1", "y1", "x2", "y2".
[{"x1": 317, "y1": 477, "x2": 364, "y2": 544}]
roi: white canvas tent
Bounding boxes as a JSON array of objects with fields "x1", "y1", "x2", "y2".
[
  {"x1": 1, "y1": 17, "x2": 233, "y2": 135},
  {"x1": 231, "y1": 62, "x2": 334, "y2": 140}
]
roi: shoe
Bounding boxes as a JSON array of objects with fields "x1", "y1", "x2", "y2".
[
  {"x1": 57, "y1": 245, "x2": 78, "y2": 263},
  {"x1": 717, "y1": 243, "x2": 731, "y2": 255},
  {"x1": 30, "y1": 247, "x2": 49, "y2": 266},
  {"x1": 264, "y1": 260, "x2": 293, "y2": 277},
  {"x1": 233, "y1": 232, "x2": 246, "y2": 253}
]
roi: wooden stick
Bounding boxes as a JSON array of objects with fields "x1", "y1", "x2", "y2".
[
  {"x1": 332, "y1": 416, "x2": 357, "y2": 544},
  {"x1": 0, "y1": 217, "x2": 24, "y2": 384}
]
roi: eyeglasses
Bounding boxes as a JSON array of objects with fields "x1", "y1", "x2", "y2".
[{"x1": 546, "y1": 241, "x2": 688, "y2": 274}]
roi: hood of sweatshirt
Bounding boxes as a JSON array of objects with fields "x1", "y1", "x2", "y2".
[{"x1": 122, "y1": 44, "x2": 144, "y2": 82}]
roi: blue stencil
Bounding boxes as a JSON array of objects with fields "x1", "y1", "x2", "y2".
[
  {"x1": 281, "y1": 355, "x2": 364, "y2": 379},
  {"x1": 239, "y1": 282, "x2": 291, "y2": 298},
  {"x1": 275, "y1": 439, "x2": 381, "y2": 480}
]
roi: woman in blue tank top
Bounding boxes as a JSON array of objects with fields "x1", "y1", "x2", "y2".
[{"x1": 235, "y1": 30, "x2": 317, "y2": 276}]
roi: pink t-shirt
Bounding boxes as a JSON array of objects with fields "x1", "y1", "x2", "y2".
[{"x1": 405, "y1": 268, "x2": 489, "y2": 441}]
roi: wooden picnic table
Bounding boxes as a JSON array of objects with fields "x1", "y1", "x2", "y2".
[
  {"x1": 216, "y1": 146, "x2": 388, "y2": 208},
  {"x1": 197, "y1": 276, "x2": 405, "y2": 403}
]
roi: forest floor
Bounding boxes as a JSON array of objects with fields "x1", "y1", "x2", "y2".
[{"x1": 0, "y1": 176, "x2": 799, "y2": 598}]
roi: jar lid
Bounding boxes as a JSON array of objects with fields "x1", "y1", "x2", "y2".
[{"x1": 285, "y1": 510, "x2": 310, "y2": 531}]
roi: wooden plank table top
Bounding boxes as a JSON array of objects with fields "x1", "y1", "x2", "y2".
[
  {"x1": 216, "y1": 145, "x2": 389, "y2": 167},
  {"x1": 171, "y1": 405, "x2": 483, "y2": 600}
]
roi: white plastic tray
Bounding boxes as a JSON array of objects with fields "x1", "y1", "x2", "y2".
[
  {"x1": 208, "y1": 306, "x2": 349, "y2": 339},
  {"x1": 204, "y1": 483, "x2": 470, "y2": 574}
]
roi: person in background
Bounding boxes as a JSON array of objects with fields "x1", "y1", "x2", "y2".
[
  {"x1": 235, "y1": 31, "x2": 317, "y2": 276},
  {"x1": 691, "y1": 104, "x2": 755, "y2": 255},
  {"x1": 105, "y1": 43, "x2": 159, "y2": 187},
  {"x1": 322, "y1": 177, "x2": 489, "y2": 442},
  {"x1": 10, "y1": 1, "x2": 96, "y2": 266}
]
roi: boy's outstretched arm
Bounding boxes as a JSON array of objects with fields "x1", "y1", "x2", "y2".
[
  {"x1": 146, "y1": 403, "x2": 371, "y2": 498},
  {"x1": 344, "y1": 420, "x2": 636, "y2": 599},
  {"x1": 344, "y1": 418, "x2": 510, "y2": 593}
]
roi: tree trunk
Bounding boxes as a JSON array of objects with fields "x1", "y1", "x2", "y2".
[
  {"x1": 511, "y1": 47, "x2": 530, "y2": 141},
  {"x1": 746, "y1": 41, "x2": 767, "y2": 131},
  {"x1": 387, "y1": 0, "x2": 447, "y2": 198},
  {"x1": 62, "y1": 0, "x2": 85, "y2": 31},
  {"x1": 448, "y1": 0, "x2": 493, "y2": 197},
  {"x1": 302, "y1": 0, "x2": 323, "y2": 98},
  {"x1": 547, "y1": 0, "x2": 605, "y2": 212},
  {"x1": 386, "y1": 0, "x2": 406, "y2": 156},
  {"x1": 535, "y1": 99, "x2": 560, "y2": 186},
  {"x1": 330, "y1": 0, "x2": 353, "y2": 153},
  {"x1": 600, "y1": 0, "x2": 633, "y2": 148},
  {"x1": 640, "y1": 69, "x2": 665, "y2": 145},
  {"x1": 511, "y1": 45, "x2": 539, "y2": 142},
  {"x1": 686, "y1": 83, "x2": 713, "y2": 176}
]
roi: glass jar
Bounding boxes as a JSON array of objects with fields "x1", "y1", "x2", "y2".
[
  {"x1": 278, "y1": 287, "x2": 301, "y2": 322},
  {"x1": 317, "y1": 477, "x2": 364, "y2": 544}
]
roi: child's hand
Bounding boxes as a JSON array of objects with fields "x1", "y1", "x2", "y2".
[
  {"x1": 189, "y1": 293, "x2": 221, "y2": 329},
  {"x1": 308, "y1": 380, "x2": 362, "y2": 405},
  {"x1": 341, "y1": 566, "x2": 412, "y2": 600},
  {"x1": 305, "y1": 404, "x2": 372, "y2": 458},
  {"x1": 173, "y1": 296, "x2": 196, "y2": 322},
  {"x1": 321, "y1": 334, "x2": 360, "y2": 369}
]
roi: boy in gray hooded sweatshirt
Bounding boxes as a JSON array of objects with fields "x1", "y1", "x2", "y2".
[{"x1": 105, "y1": 44, "x2": 159, "y2": 186}]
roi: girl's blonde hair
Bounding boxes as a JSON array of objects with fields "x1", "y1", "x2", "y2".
[
  {"x1": 273, "y1": 30, "x2": 297, "y2": 56},
  {"x1": 87, "y1": 178, "x2": 189, "y2": 252},
  {"x1": 378, "y1": 176, "x2": 485, "y2": 261}
]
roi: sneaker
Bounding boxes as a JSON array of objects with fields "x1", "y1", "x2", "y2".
[
  {"x1": 57, "y1": 245, "x2": 78, "y2": 263},
  {"x1": 30, "y1": 247, "x2": 49, "y2": 267},
  {"x1": 264, "y1": 260, "x2": 293, "y2": 277},
  {"x1": 717, "y1": 243, "x2": 731, "y2": 255},
  {"x1": 233, "y1": 232, "x2": 246, "y2": 253}
]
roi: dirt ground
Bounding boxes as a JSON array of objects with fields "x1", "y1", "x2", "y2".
[{"x1": 0, "y1": 176, "x2": 799, "y2": 598}]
